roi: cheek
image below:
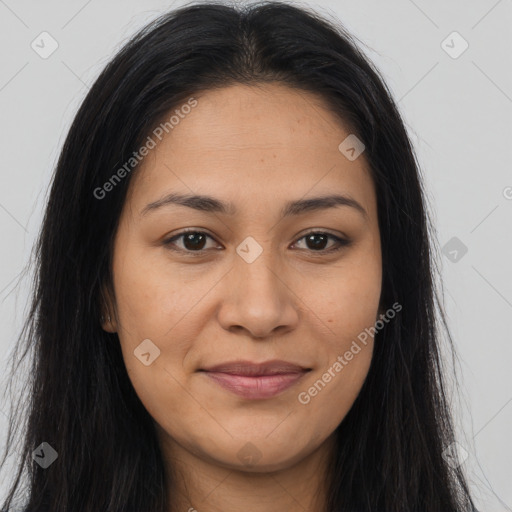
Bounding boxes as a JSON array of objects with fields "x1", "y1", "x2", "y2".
[
  {"x1": 305, "y1": 255, "x2": 382, "y2": 344},
  {"x1": 113, "y1": 283, "x2": 197, "y2": 434},
  {"x1": 294, "y1": 250, "x2": 380, "y2": 419},
  {"x1": 111, "y1": 238, "x2": 217, "y2": 340},
  {"x1": 296, "y1": 277, "x2": 379, "y2": 419},
  {"x1": 296, "y1": 344, "x2": 373, "y2": 440},
  {"x1": 110, "y1": 251, "x2": 221, "y2": 424}
]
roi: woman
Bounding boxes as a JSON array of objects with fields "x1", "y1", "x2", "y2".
[{"x1": 0, "y1": 1, "x2": 477, "y2": 511}]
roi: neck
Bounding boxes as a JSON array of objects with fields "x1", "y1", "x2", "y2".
[{"x1": 161, "y1": 433, "x2": 336, "y2": 512}]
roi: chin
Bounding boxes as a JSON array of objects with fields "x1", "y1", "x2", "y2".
[{"x1": 199, "y1": 437, "x2": 313, "y2": 473}]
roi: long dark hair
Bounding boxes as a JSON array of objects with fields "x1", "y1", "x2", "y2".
[{"x1": 0, "y1": 1, "x2": 476, "y2": 510}]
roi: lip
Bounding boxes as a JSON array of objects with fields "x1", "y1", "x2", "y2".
[{"x1": 199, "y1": 360, "x2": 311, "y2": 400}]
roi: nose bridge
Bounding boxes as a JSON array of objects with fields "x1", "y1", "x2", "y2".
[
  {"x1": 238, "y1": 246, "x2": 280, "y2": 295},
  {"x1": 235, "y1": 238, "x2": 284, "y2": 306},
  {"x1": 217, "y1": 237, "x2": 298, "y2": 337}
]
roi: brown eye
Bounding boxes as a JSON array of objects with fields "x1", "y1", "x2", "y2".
[
  {"x1": 163, "y1": 230, "x2": 350, "y2": 255},
  {"x1": 181, "y1": 232, "x2": 207, "y2": 251},
  {"x1": 304, "y1": 233, "x2": 329, "y2": 250},
  {"x1": 163, "y1": 231, "x2": 219, "y2": 253},
  {"x1": 293, "y1": 232, "x2": 350, "y2": 253}
]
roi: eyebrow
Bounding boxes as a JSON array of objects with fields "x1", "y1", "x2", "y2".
[{"x1": 141, "y1": 192, "x2": 368, "y2": 220}]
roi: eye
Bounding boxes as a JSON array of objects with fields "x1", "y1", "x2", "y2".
[
  {"x1": 162, "y1": 229, "x2": 351, "y2": 255},
  {"x1": 163, "y1": 229, "x2": 220, "y2": 253},
  {"x1": 292, "y1": 231, "x2": 351, "y2": 253}
]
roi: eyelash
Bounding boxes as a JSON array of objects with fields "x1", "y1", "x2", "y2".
[{"x1": 162, "y1": 229, "x2": 351, "y2": 256}]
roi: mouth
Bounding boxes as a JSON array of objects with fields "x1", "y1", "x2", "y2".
[{"x1": 198, "y1": 360, "x2": 312, "y2": 400}]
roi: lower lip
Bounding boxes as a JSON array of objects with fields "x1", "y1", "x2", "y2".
[{"x1": 202, "y1": 371, "x2": 308, "y2": 399}]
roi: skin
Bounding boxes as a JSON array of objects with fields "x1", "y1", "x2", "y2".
[{"x1": 102, "y1": 82, "x2": 382, "y2": 512}]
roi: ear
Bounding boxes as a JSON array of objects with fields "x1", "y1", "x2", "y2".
[{"x1": 100, "y1": 282, "x2": 117, "y2": 333}]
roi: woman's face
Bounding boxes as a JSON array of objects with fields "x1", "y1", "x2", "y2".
[{"x1": 104, "y1": 83, "x2": 382, "y2": 472}]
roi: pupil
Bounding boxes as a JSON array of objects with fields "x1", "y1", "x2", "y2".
[
  {"x1": 184, "y1": 233, "x2": 206, "y2": 250},
  {"x1": 307, "y1": 234, "x2": 327, "y2": 250}
]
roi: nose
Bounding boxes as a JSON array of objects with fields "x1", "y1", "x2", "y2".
[{"x1": 217, "y1": 253, "x2": 300, "y2": 339}]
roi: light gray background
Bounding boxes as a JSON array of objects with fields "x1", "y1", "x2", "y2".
[{"x1": 0, "y1": 0, "x2": 510, "y2": 510}]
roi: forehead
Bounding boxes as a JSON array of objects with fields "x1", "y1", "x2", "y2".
[
  {"x1": 126, "y1": 83, "x2": 375, "y2": 217},
  {"x1": 153, "y1": 83, "x2": 351, "y2": 152}
]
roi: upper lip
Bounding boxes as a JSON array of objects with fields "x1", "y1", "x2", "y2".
[{"x1": 200, "y1": 359, "x2": 311, "y2": 376}]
